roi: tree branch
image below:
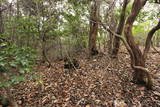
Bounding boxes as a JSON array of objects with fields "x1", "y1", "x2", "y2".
[
  {"x1": 143, "y1": 19, "x2": 160, "y2": 60},
  {"x1": 151, "y1": 40, "x2": 160, "y2": 55}
]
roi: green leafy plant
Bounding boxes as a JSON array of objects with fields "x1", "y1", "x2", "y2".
[{"x1": 0, "y1": 38, "x2": 36, "y2": 87}]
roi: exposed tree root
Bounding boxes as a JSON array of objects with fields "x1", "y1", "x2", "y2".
[{"x1": 133, "y1": 66, "x2": 153, "y2": 89}]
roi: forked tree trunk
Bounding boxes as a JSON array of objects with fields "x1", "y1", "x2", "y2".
[
  {"x1": 124, "y1": 0, "x2": 153, "y2": 89},
  {"x1": 89, "y1": 0, "x2": 100, "y2": 56},
  {"x1": 112, "y1": 0, "x2": 129, "y2": 57},
  {"x1": 133, "y1": 19, "x2": 160, "y2": 88},
  {"x1": 101, "y1": 0, "x2": 159, "y2": 89}
]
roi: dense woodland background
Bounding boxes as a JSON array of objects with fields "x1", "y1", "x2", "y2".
[{"x1": 0, "y1": 0, "x2": 160, "y2": 107}]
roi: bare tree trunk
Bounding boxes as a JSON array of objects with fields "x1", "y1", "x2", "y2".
[
  {"x1": 112, "y1": 0, "x2": 129, "y2": 57},
  {"x1": 40, "y1": 2, "x2": 52, "y2": 67},
  {"x1": 108, "y1": 14, "x2": 116, "y2": 54},
  {"x1": 143, "y1": 20, "x2": 160, "y2": 60},
  {"x1": 103, "y1": 0, "x2": 117, "y2": 54},
  {"x1": 0, "y1": 3, "x2": 4, "y2": 34},
  {"x1": 89, "y1": 0, "x2": 100, "y2": 56},
  {"x1": 16, "y1": 0, "x2": 20, "y2": 19},
  {"x1": 124, "y1": 0, "x2": 153, "y2": 89},
  {"x1": 58, "y1": 37, "x2": 63, "y2": 60}
]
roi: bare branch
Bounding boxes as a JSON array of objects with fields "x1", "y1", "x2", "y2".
[{"x1": 143, "y1": 20, "x2": 160, "y2": 60}]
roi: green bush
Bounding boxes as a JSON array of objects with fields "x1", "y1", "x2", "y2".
[{"x1": 0, "y1": 38, "x2": 36, "y2": 87}]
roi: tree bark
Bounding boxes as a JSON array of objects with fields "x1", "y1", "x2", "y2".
[
  {"x1": 143, "y1": 20, "x2": 160, "y2": 60},
  {"x1": 105, "y1": 0, "x2": 116, "y2": 54},
  {"x1": 89, "y1": 0, "x2": 100, "y2": 56},
  {"x1": 16, "y1": 0, "x2": 20, "y2": 19},
  {"x1": 124, "y1": 0, "x2": 153, "y2": 89},
  {"x1": 101, "y1": 0, "x2": 159, "y2": 89},
  {"x1": 108, "y1": 18, "x2": 116, "y2": 54},
  {"x1": 112, "y1": 0, "x2": 129, "y2": 57}
]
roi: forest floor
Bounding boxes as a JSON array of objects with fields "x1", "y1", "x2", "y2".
[{"x1": 1, "y1": 48, "x2": 160, "y2": 107}]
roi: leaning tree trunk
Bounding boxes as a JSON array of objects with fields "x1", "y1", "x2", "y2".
[
  {"x1": 143, "y1": 20, "x2": 160, "y2": 61},
  {"x1": 89, "y1": 0, "x2": 100, "y2": 56},
  {"x1": 112, "y1": 0, "x2": 129, "y2": 58},
  {"x1": 124, "y1": 0, "x2": 153, "y2": 89}
]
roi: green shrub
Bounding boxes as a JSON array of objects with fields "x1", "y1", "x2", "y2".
[{"x1": 0, "y1": 38, "x2": 36, "y2": 87}]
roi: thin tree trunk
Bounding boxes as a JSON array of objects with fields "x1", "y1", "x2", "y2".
[
  {"x1": 112, "y1": 0, "x2": 129, "y2": 57},
  {"x1": 41, "y1": 2, "x2": 52, "y2": 67},
  {"x1": 143, "y1": 20, "x2": 160, "y2": 60},
  {"x1": 0, "y1": 2, "x2": 4, "y2": 34},
  {"x1": 58, "y1": 37, "x2": 63, "y2": 59},
  {"x1": 108, "y1": 15, "x2": 116, "y2": 54},
  {"x1": 89, "y1": 0, "x2": 100, "y2": 56},
  {"x1": 104, "y1": 0, "x2": 116, "y2": 54},
  {"x1": 16, "y1": 0, "x2": 20, "y2": 19}
]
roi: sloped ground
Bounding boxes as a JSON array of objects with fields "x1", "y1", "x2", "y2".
[{"x1": 1, "y1": 50, "x2": 160, "y2": 107}]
